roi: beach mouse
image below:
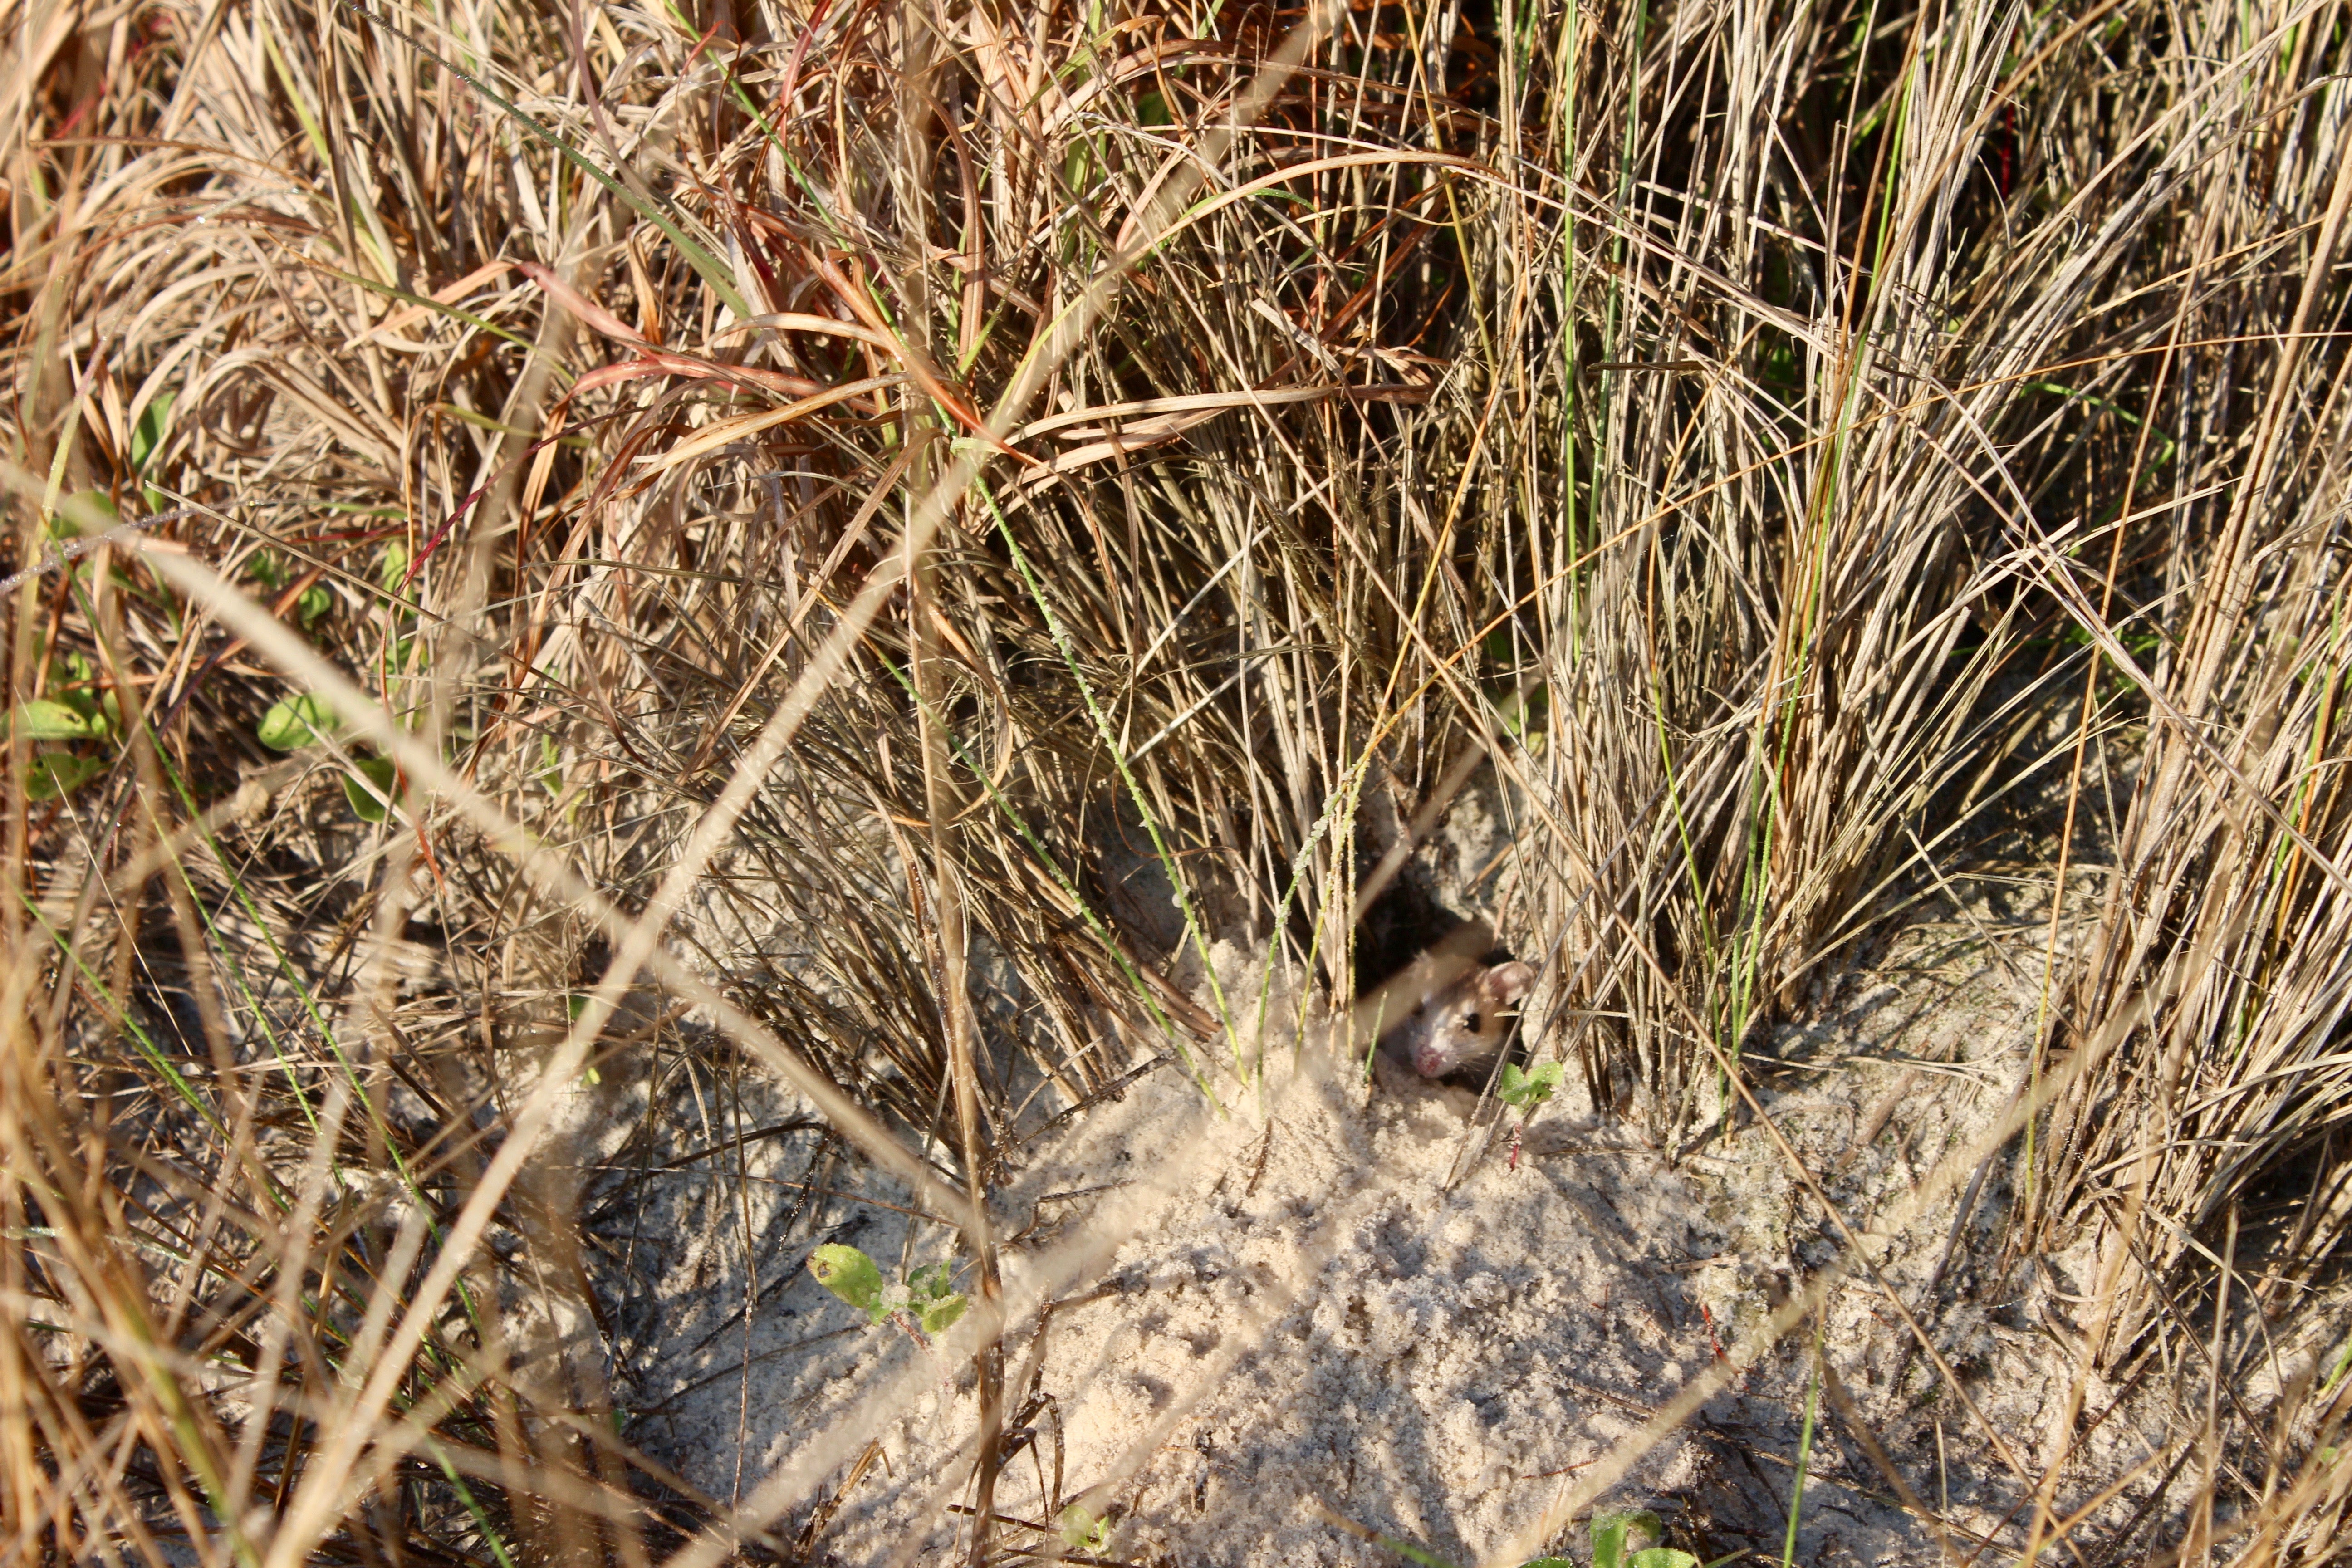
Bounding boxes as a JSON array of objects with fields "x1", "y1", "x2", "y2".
[{"x1": 1378, "y1": 951, "x2": 1537, "y2": 1079}]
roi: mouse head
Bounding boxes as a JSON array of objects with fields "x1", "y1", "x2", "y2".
[{"x1": 1411, "y1": 960, "x2": 1538, "y2": 1077}]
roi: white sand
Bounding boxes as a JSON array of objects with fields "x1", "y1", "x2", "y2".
[{"x1": 598, "y1": 914, "x2": 2170, "y2": 1568}]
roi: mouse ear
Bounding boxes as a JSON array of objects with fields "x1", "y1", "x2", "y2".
[{"x1": 1483, "y1": 961, "x2": 1535, "y2": 1004}]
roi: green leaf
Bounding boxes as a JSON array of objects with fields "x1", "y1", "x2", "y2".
[
  {"x1": 53, "y1": 491, "x2": 119, "y2": 537},
  {"x1": 342, "y1": 755, "x2": 397, "y2": 822},
  {"x1": 26, "y1": 751, "x2": 105, "y2": 800},
  {"x1": 1627, "y1": 1552, "x2": 1700, "y2": 1568},
  {"x1": 379, "y1": 541, "x2": 411, "y2": 594},
  {"x1": 1058, "y1": 1505, "x2": 1112, "y2": 1553},
  {"x1": 808, "y1": 1244, "x2": 889, "y2": 1323},
  {"x1": 258, "y1": 693, "x2": 338, "y2": 751},
  {"x1": 1591, "y1": 1511, "x2": 1665, "y2": 1568},
  {"x1": 297, "y1": 583, "x2": 333, "y2": 626},
  {"x1": 10, "y1": 699, "x2": 94, "y2": 740},
  {"x1": 1520, "y1": 1560, "x2": 1577, "y2": 1568},
  {"x1": 2323, "y1": 1333, "x2": 2352, "y2": 1396},
  {"x1": 1492, "y1": 681, "x2": 1550, "y2": 742},
  {"x1": 1499, "y1": 1059, "x2": 1563, "y2": 1109},
  {"x1": 917, "y1": 1293, "x2": 967, "y2": 1335},
  {"x1": 130, "y1": 393, "x2": 174, "y2": 474}
]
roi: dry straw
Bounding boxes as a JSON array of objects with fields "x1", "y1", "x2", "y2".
[{"x1": 7, "y1": 0, "x2": 2352, "y2": 1562}]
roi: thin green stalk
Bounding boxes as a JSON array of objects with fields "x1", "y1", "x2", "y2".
[{"x1": 1784, "y1": 1334, "x2": 1824, "y2": 1568}]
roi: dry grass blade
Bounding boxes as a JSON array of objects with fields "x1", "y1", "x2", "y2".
[{"x1": 10, "y1": 0, "x2": 2352, "y2": 1562}]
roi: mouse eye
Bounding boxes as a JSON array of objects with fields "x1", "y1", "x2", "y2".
[{"x1": 1463, "y1": 1012, "x2": 1481, "y2": 1033}]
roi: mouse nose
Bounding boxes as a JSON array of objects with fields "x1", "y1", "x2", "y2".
[{"x1": 1412, "y1": 1044, "x2": 1447, "y2": 1077}]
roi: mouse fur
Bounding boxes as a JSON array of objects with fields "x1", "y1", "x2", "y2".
[{"x1": 1379, "y1": 956, "x2": 1537, "y2": 1079}]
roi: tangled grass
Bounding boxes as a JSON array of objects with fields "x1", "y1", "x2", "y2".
[{"x1": 7, "y1": 0, "x2": 2352, "y2": 1560}]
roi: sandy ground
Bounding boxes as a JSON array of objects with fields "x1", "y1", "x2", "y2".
[
  {"x1": 562, "y1": 900, "x2": 2185, "y2": 1568},
  {"x1": 178, "y1": 757, "x2": 2219, "y2": 1566}
]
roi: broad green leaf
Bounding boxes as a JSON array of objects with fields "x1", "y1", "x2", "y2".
[
  {"x1": 1495, "y1": 682, "x2": 1549, "y2": 741},
  {"x1": 917, "y1": 1294, "x2": 967, "y2": 1335},
  {"x1": 906, "y1": 1265, "x2": 965, "y2": 1333},
  {"x1": 1627, "y1": 1551, "x2": 1699, "y2": 1568},
  {"x1": 131, "y1": 393, "x2": 175, "y2": 473},
  {"x1": 343, "y1": 755, "x2": 397, "y2": 822},
  {"x1": 11, "y1": 699, "x2": 93, "y2": 740},
  {"x1": 258, "y1": 693, "x2": 338, "y2": 751},
  {"x1": 907, "y1": 1261, "x2": 956, "y2": 1303},
  {"x1": 1499, "y1": 1060, "x2": 1562, "y2": 1109},
  {"x1": 298, "y1": 583, "x2": 333, "y2": 626},
  {"x1": 27, "y1": 751, "x2": 106, "y2": 800},
  {"x1": 1591, "y1": 1510, "x2": 1664, "y2": 1568},
  {"x1": 808, "y1": 1244, "x2": 888, "y2": 1322},
  {"x1": 54, "y1": 491, "x2": 119, "y2": 537},
  {"x1": 1058, "y1": 1506, "x2": 1112, "y2": 1553},
  {"x1": 49, "y1": 682, "x2": 113, "y2": 740}
]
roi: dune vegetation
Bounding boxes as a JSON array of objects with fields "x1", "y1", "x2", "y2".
[{"x1": 6, "y1": 0, "x2": 2352, "y2": 1561}]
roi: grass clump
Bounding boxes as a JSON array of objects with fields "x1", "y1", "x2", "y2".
[{"x1": 6, "y1": 0, "x2": 2352, "y2": 1563}]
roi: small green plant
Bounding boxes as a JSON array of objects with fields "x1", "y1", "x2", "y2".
[
  {"x1": 255, "y1": 692, "x2": 338, "y2": 751},
  {"x1": 903, "y1": 1261, "x2": 967, "y2": 1333},
  {"x1": 1485, "y1": 627, "x2": 1552, "y2": 748},
  {"x1": 8, "y1": 647, "x2": 121, "y2": 800},
  {"x1": 1782, "y1": 1343, "x2": 1823, "y2": 1568},
  {"x1": 129, "y1": 391, "x2": 174, "y2": 513},
  {"x1": 256, "y1": 691, "x2": 398, "y2": 821},
  {"x1": 1498, "y1": 1059, "x2": 1563, "y2": 1110},
  {"x1": 1500, "y1": 1060, "x2": 1565, "y2": 1170},
  {"x1": 1058, "y1": 1503, "x2": 1114, "y2": 1554},
  {"x1": 806, "y1": 1244, "x2": 968, "y2": 1341},
  {"x1": 245, "y1": 549, "x2": 333, "y2": 627},
  {"x1": 1588, "y1": 1509, "x2": 1701, "y2": 1568},
  {"x1": 2320, "y1": 1331, "x2": 2352, "y2": 1397}
]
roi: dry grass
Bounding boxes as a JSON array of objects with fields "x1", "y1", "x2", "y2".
[{"x1": 6, "y1": 0, "x2": 2352, "y2": 1562}]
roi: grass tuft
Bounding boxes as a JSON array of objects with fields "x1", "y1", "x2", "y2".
[{"x1": 8, "y1": 0, "x2": 2352, "y2": 1561}]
